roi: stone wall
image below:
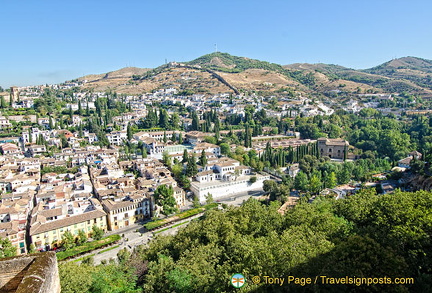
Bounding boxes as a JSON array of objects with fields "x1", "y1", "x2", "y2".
[{"x1": 0, "y1": 252, "x2": 60, "y2": 293}]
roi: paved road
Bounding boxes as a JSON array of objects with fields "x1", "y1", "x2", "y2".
[
  {"x1": 74, "y1": 190, "x2": 264, "y2": 264},
  {"x1": 90, "y1": 214, "x2": 204, "y2": 264}
]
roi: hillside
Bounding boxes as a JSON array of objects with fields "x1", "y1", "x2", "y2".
[
  {"x1": 363, "y1": 56, "x2": 432, "y2": 91},
  {"x1": 79, "y1": 53, "x2": 432, "y2": 97}
]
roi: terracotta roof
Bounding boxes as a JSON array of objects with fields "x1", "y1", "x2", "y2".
[
  {"x1": 39, "y1": 207, "x2": 63, "y2": 218},
  {"x1": 197, "y1": 170, "x2": 214, "y2": 176},
  {"x1": 30, "y1": 209, "x2": 106, "y2": 236},
  {"x1": 102, "y1": 198, "x2": 144, "y2": 212}
]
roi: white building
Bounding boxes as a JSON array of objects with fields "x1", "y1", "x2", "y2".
[{"x1": 190, "y1": 158, "x2": 269, "y2": 203}]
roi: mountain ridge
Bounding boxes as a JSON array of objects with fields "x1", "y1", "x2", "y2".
[{"x1": 78, "y1": 53, "x2": 432, "y2": 97}]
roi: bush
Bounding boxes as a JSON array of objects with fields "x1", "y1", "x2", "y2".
[
  {"x1": 144, "y1": 203, "x2": 220, "y2": 231},
  {"x1": 56, "y1": 234, "x2": 121, "y2": 261}
]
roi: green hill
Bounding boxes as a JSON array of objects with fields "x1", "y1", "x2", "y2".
[{"x1": 187, "y1": 52, "x2": 287, "y2": 73}]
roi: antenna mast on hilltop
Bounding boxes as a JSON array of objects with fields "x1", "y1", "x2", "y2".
[{"x1": 214, "y1": 43, "x2": 218, "y2": 53}]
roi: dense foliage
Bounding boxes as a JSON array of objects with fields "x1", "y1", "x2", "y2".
[
  {"x1": 133, "y1": 190, "x2": 432, "y2": 292},
  {"x1": 59, "y1": 261, "x2": 141, "y2": 293}
]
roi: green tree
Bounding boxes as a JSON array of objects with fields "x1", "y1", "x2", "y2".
[
  {"x1": 220, "y1": 143, "x2": 230, "y2": 155},
  {"x1": 78, "y1": 101, "x2": 83, "y2": 115},
  {"x1": 203, "y1": 136, "x2": 217, "y2": 144},
  {"x1": 337, "y1": 165, "x2": 351, "y2": 184},
  {"x1": 127, "y1": 123, "x2": 133, "y2": 140},
  {"x1": 0, "y1": 96, "x2": 6, "y2": 109},
  {"x1": 199, "y1": 149, "x2": 207, "y2": 166},
  {"x1": 91, "y1": 225, "x2": 104, "y2": 240},
  {"x1": 166, "y1": 268, "x2": 193, "y2": 293},
  {"x1": 308, "y1": 173, "x2": 322, "y2": 194},
  {"x1": 142, "y1": 145, "x2": 147, "y2": 158},
  {"x1": 263, "y1": 180, "x2": 278, "y2": 194},
  {"x1": 182, "y1": 149, "x2": 189, "y2": 163},
  {"x1": 90, "y1": 264, "x2": 140, "y2": 293},
  {"x1": 0, "y1": 237, "x2": 17, "y2": 258},
  {"x1": 76, "y1": 230, "x2": 88, "y2": 246},
  {"x1": 294, "y1": 171, "x2": 309, "y2": 192},
  {"x1": 171, "y1": 163, "x2": 183, "y2": 179},
  {"x1": 82, "y1": 256, "x2": 94, "y2": 266},
  {"x1": 154, "y1": 185, "x2": 178, "y2": 216},
  {"x1": 61, "y1": 230, "x2": 76, "y2": 250},
  {"x1": 159, "y1": 109, "x2": 170, "y2": 129},
  {"x1": 191, "y1": 111, "x2": 199, "y2": 131},
  {"x1": 324, "y1": 171, "x2": 337, "y2": 189},
  {"x1": 192, "y1": 195, "x2": 201, "y2": 208},
  {"x1": 117, "y1": 247, "x2": 131, "y2": 266},
  {"x1": 59, "y1": 262, "x2": 96, "y2": 293},
  {"x1": 186, "y1": 154, "x2": 198, "y2": 177},
  {"x1": 28, "y1": 243, "x2": 37, "y2": 254},
  {"x1": 170, "y1": 113, "x2": 180, "y2": 130},
  {"x1": 205, "y1": 193, "x2": 214, "y2": 205},
  {"x1": 162, "y1": 151, "x2": 172, "y2": 168}
]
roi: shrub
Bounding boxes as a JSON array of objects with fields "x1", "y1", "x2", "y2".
[{"x1": 56, "y1": 234, "x2": 121, "y2": 261}]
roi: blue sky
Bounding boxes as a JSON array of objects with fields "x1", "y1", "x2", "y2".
[{"x1": 1, "y1": 0, "x2": 431, "y2": 87}]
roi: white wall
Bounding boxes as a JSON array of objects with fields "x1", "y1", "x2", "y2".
[{"x1": 191, "y1": 175, "x2": 269, "y2": 203}]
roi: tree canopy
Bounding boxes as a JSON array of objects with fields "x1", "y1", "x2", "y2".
[{"x1": 136, "y1": 189, "x2": 432, "y2": 292}]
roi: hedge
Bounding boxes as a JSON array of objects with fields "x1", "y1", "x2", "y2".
[
  {"x1": 177, "y1": 207, "x2": 205, "y2": 219},
  {"x1": 56, "y1": 234, "x2": 121, "y2": 261},
  {"x1": 144, "y1": 203, "x2": 219, "y2": 231}
]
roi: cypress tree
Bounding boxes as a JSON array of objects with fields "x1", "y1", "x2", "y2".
[
  {"x1": 182, "y1": 149, "x2": 189, "y2": 163},
  {"x1": 199, "y1": 149, "x2": 208, "y2": 166}
]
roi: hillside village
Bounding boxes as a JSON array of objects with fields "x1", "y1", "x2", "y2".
[
  {"x1": 0, "y1": 53, "x2": 430, "y2": 256},
  {"x1": 0, "y1": 80, "x2": 352, "y2": 255}
]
